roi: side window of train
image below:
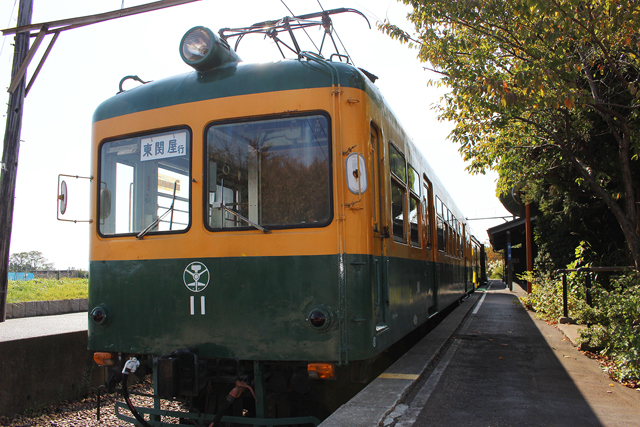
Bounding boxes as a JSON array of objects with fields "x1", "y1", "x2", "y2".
[
  {"x1": 408, "y1": 165, "x2": 420, "y2": 247},
  {"x1": 370, "y1": 123, "x2": 380, "y2": 232},
  {"x1": 458, "y1": 220, "x2": 464, "y2": 257},
  {"x1": 436, "y1": 196, "x2": 446, "y2": 252},
  {"x1": 443, "y1": 207, "x2": 448, "y2": 254},
  {"x1": 389, "y1": 142, "x2": 407, "y2": 243},
  {"x1": 450, "y1": 215, "x2": 456, "y2": 257},
  {"x1": 456, "y1": 218, "x2": 461, "y2": 257},
  {"x1": 423, "y1": 176, "x2": 433, "y2": 249},
  {"x1": 451, "y1": 213, "x2": 456, "y2": 256},
  {"x1": 453, "y1": 216, "x2": 462, "y2": 257}
]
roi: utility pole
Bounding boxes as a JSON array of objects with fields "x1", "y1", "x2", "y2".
[{"x1": 0, "y1": 0, "x2": 33, "y2": 322}]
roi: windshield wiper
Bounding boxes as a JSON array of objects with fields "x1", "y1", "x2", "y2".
[
  {"x1": 215, "y1": 179, "x2": 270, "y2": 233},
  {"x1": 218, "y1": 203, "x2": 271, "y2": 234},
  {"x1": 137, "y1": 182, "x2": 177, "y2": 240}
]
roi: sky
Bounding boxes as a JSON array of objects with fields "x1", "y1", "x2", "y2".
[{"x1": 0, "y1": 0, "x2": 511, "y2": 270}]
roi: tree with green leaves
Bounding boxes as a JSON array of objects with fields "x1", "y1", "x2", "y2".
[
  {"x1": 382, "y1": 0, "x2": 640, "y2": 268},
  {"x1": 8, "y1": 251, "x2": 54, "y2": 272}
]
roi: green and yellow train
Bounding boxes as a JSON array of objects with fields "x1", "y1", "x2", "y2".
[{"x1": 88, "y1": 9, "x2": 485, "y2": 426}]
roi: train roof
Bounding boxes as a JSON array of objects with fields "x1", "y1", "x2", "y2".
[{"x1": 92, "y1": 59, "x2": 372, "y2": 123}]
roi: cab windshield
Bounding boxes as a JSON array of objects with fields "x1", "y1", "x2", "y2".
[
  {"x1": 98, "y1": 129, "x2": 191, "y2": 236},
  {"x1": 205, "y1": 114, "x2": 331, "y2": 230}
]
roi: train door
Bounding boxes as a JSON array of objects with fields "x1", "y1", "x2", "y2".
[
  {"x1": 423, "y1": 176, "x2": 438, "y2": 316},
  {"x1": 370, "y1": 123, "x2": 388, "y2": 333}
]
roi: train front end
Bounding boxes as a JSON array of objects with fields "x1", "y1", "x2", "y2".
[{"x1": 87, "y1": 24, "x2": 376, "y2": 426}]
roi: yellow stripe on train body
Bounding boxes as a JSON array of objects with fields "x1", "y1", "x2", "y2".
[{"x1": 91, "y1": 87, "x2": 381, "y2": 261}]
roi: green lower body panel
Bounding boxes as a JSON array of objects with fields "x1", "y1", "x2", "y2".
[
  {"x1": 89, "y1": 253, "x2": 470, "y2": 362},
  {"x1": 89, "y1": 255, "x2": 342, "y2": 361}
]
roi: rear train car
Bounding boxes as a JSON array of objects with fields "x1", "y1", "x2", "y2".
[{"x1": 87, "y1": 14, "x2": 480, "y2": 426}]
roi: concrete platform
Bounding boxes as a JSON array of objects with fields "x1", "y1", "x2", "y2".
[
  {"x1": 0, "y1": 312, "x2": 106, "y2": 416},
  {"x1": 0, "y1": 311, "x2": 87, "y2": 341},
  {"x1": 320, "y1": 291, "x2": 480, "y2": 427},
  {"x1": 323, "y1": 280, "x2": 640, "y2": 427},
  {"x1": 557, "y1": 321, "x2": 588, "y2": 347}
]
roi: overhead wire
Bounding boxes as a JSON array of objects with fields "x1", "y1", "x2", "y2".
[
  {"x1": 331, "y1": 27, "x2": 353, "y2": 64},
  {"x1": 0, "y1": 0, "x2": 19, "y2": 59}
]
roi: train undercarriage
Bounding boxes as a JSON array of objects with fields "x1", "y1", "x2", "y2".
[{"x1": 101, "y1": 350, "x2": 373, "y2": 427}]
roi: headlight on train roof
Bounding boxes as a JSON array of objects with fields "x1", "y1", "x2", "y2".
[
  {"x1": 181, "y1": 27, "x2": 212, "y2": 63},
  {"x1": 180, "y1": 26, "x2": 242, "y2": 72}
]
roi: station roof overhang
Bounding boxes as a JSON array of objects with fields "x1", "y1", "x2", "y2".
[{"x1": 487, "y1": 217, "x2": 537, "y2": 251}]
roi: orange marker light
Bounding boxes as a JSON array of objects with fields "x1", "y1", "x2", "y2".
[
  {"x1": 308, "y1": 363, "x2": 335, "y2": 379},
  {"x1": 93, "y1": 352, "x2": 117, "y2": 366}
]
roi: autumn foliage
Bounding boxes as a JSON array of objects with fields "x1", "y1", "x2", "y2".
[{"x1": 382, "y1": 0, "x2": 640, "y2": 269}]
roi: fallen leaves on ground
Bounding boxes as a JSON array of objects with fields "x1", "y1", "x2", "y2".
[{"x1": 581, "y1": 351, "x2": 640, "y2": 390}]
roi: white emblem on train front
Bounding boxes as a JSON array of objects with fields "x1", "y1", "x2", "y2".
[{"x1": 183, "y1": 262, "x2": 210, "y2": 292}]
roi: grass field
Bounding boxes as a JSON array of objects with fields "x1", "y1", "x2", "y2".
[{"x1": 7, "y1": 278, "x2": 88, "y2": 303}]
